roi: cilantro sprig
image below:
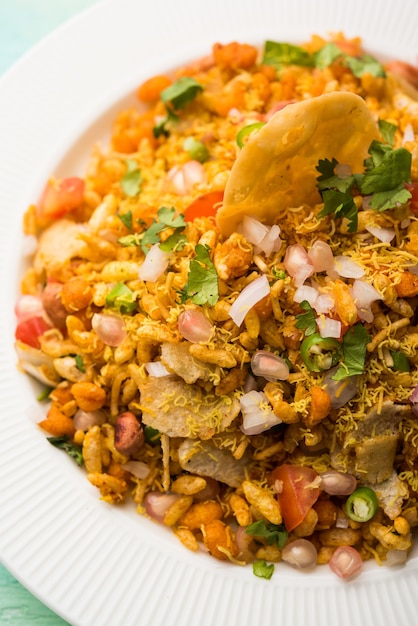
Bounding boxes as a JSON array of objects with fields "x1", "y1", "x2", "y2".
[
  {"x1": 47, "y1": 436, "x2": 84, "y2": 466},
  {"x1": 106, "y1": 282, "x2": 137, "y2": 314},
  {"x1": 245, "y1": 520, "x2": 288, "y2": 548},
  {"x1": 295, "y1": 300, "x2": 317, "y2": 336},
  {"x1": 180, "y1": 244, "x2": 219, "y2": 306},
  {"x1": 316, "y1": 139, "x2": 412, "y2": 230},
  {"x1": 332, "y1": 324, "x2": 370, "y2": 380},
  {"x1": 118, "y1": 206, "x2": 186, "y2": 254},
  {"x1": 153, "y1": 77, "x2": 203, "y2": 138},
  {"x1": 121, "y1": 159, "x2": 142, "y2": 197},
  {"x1": 262, "y1": 39, "x2": 385, "y2": 78}
]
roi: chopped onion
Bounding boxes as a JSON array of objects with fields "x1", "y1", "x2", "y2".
[
  {"x1": 163, "y1": 160, "x2": 205, "y2": 195},
  {"x1": 239, "y1": 216, "x2": 281, "y2": 256},
  {"x1": 145, "y1": 361, "x2": 171, "y2": 377},
  {"x1": 320, "y1": 470, "x2": 357, "y2": 496},
  {"x1": 14, "y1": 295, "x2": 44, "y2": 322},
  {"x1": 240, "y1": 390, "x2": 281, "y2": 435},
  {"x1": 251, "y1": 350, "x2": 289, "y2": 381},
  {"x1": 410, "y1": 386, "x2": 418, "y2": 403},
  {"x1": 308, "y1": 240, "x2": 334, "y2": 273},
  {"x1": 73, "y1": 409, "x2": 106, "y2": 431},
  {"x1": 178, "y1": 309, "x2": 213, "y2": 343},
  {"x1": 138, "y1": 243, "x2": 171, "y2": 282},
  {"x1": 144, "y1": 492, "x2": 180, "y2": 523},
  {"x1": 386, "y1": 549, "x2": 408, "y2": 566},
  {"x1": 92, "y1": 312, "x2": 126, "y2": 347},
  {"x1": 352, "y1": 279, "x2": 382, "y2": 322},
  {"x1": 323, "y1": 367, "x2": 359, "y2": 409},
  {"x1": 329, "y1": 546, "x2": 363, "y2": 579},
  {"x1": 122, "y1": 461, "x2": 151, "y2": 479},
  {"x1": 316, "y1": 316, "x2": 341, "y2": 339},
  {"x1": 313, "y1": 293, "x2": 334, "y2": 314},
  {"x1": 294, "y1": 284, "x2": 319, "y2": 307},
  {"x1": 365, "y1": 225, "x2": 396, "y2": 243},
  {"x1": 402, "y1": 123, "x2": 415, "y2": 145},
  {"x1": 333, "y1": 256, "x2": 365, "y2": 278},
  {"x1": 282, "y1": 539, "x2": 317, "y2": 570},
  {"x1": 335, "y1": 515, "x2": 350, "y2": 529},
  {"x1": 239, "y1": 216, "x2": 269, "y2": 246},
  {"x1": 21, "y1": 235, "x2": 38, "y2": 257},
  {"x1": 257, "y1": 224, "x2": 282, "y2": 256},
  {"x1": 284, "y1": 244, "x2": 314, "y2": 286},
  {"x1": 229, "y1": 275, "x2": 270, "y2": 327}
]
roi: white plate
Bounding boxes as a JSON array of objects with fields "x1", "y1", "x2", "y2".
[{"x1": 0, "y1": 1, "x2": 417, "y2": 624}]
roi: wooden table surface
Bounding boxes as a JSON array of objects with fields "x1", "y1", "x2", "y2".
[{"x1": 0, "y1": 4, "x2": 99, "y2": 623}]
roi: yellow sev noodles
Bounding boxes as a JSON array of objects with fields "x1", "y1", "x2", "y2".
[{"x1": 16, "y1": 34, "x2": 418, "y2": 576}]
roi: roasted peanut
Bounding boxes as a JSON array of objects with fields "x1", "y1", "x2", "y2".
[
  {"x1": 114, "y1": 411, "x2": 144, "y2": 456},
  {"x1": 41, "y1": 282, "x2": 67, "y2": 328}
]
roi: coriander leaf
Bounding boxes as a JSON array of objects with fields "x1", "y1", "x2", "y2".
[
  {"x1": 153, "y1": 109, "x2": 178, "y2": 139},
  {"x1": 245, "y1": 520, "x2": 288, "y2": 548},
  {"x1": 182, "y1": 244, "x2": 219, "y2": 306},
  {"x1": 157, "y1": 206, "x2": 186, "y2": 229},
  {"x1": 262, "y1": 40, "x2": 313, "y2": 69},
  {"x1": 140, "y1": 221, "x2": 165, "y2": 253},
  {"x1": 390, "y1": 350, "x2": 410, "y2": 372},
  {"x1": 159, "y1": 231, "x2": 187, "y2": 252},
  {"x1": 74, "y1": 355, "x2": 85, "y2": 372},
  {"x1": 161, "y1": 77, "x2": 203, "y2": 111},
  {"x1": 332, "y1": 324, "x2": 370, "y2": 380},
  {"x1": 359, "y1": 145, "x2": 412, "y2": 194},
  {"x1": 316, "y1": 157, "x2": 355, "y2": 194},
  {"x1": 318, "y1": 189, "x2": 358, "y2": 232},
  {"x1": 118, "y1": 233, "x2": 143, "y2": 247},
  {"x1": 121, "y1": 159, "x2": 142, "y2": 197},
  {"x1": 295, "y1": 300, "x2": 317, "y2": 336},
  {"x1": 313, "y1": 42, "x2": 342, "y2": 69},
  {"x1": 47, "y1": 436, "x2": 84, "y2": 466},
  {"x1": 106, "y1": 282, "x2": 136, "y2": 314},
  {"x1": 345, "y1": 54, "x2": 386, "y2": 78},
  {"x1": 378, "y1": 119, "x2": 397, "y2": 147},
  {"x1": 369, "y1": 184, "x2": 412, "y2": 211},
  {"x1": 253, "y1": 560, "x2": 275, "y2": 580},
  {"x1": 117, "y1": 210, "x2": 133, "y2": 231}
]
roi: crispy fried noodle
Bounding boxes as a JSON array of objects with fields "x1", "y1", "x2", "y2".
[{"x1": 15, "y1": 34, "x2": 418, "y2": 579}]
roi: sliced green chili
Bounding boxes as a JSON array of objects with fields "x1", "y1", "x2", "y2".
[
  {"x1": 345, "y1": 486, "x2": 378, "y2": 522},
  {"x1": 300, "y1": 333, "x2": 343, "y2": 372},
  {"x1": 236, "y1": 122, "x2": 265, "y2": 148}
]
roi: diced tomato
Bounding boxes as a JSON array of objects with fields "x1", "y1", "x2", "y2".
[
  {"x1": 183, "y1": 190, "x2": 224, "y2": 221},
  {"x1": 15, "y1": 316, "x2": 52, "y2": 349},
  {"x1": 270, "y1": 464, "x2": 321, "y2": 532},
  {"x1": 37, "y1": 176, "x2": 85, "y2": 222},
  {"x1": 406, "y1": 183, "x2": 418, "y2": 216}
]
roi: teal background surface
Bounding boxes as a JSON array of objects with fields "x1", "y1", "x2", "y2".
[{"x1": 0, "y1": 2, "x2": 100, "y2": 623}]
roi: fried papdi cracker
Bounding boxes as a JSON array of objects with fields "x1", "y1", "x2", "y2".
[
  {"x1": 138, "y1": 376, "x2": 240, "y2": 439},
  {"x1": 217, "y1": 92, "x2": 380, "y2": 235}
]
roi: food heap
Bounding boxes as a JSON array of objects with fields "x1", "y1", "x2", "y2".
[{"x1": 15, "y1": 34, "x2": 418, "y2": 579}]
